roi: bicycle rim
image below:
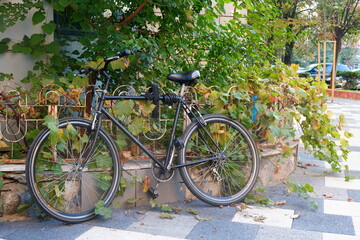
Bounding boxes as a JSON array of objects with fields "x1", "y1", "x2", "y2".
[
  {"x1": 26, "y1": 119, "x2": 120, "y2": 223},
  {"x1": 179, "y1": 115, "x2": 259, "y2": 205}
]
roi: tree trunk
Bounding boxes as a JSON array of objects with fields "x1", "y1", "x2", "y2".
[
  {"x1": 283, "y1": 41, "x2": 295, "y2": 65},
  {"x1": 331, "y1": 28, "x2": 343, "y2": 87}
]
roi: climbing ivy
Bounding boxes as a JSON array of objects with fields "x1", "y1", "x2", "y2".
[{"x1": 0, "y1": 0, "x2": 353, "y2": 216}]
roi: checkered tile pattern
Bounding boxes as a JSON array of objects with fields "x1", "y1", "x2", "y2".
[{"x1": 1, "y1": 98, "x2": 359, "y2": 240}]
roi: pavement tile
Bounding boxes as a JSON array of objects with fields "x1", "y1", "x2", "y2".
[
  {"x1": 291, "y1": 211, "x2": 355, "y2": 235},
  {"x1": 84, "y1": 207, "x2": 142, "y2": 229},
  {"x1": 179, "y1": 201, "x2": 238, "y2": 221},
  {"x1": 324, "y1": 199, "x2": 360, "y2": 217},
  {"x1": 232, "y1": 205, "x2": 294, "y2": 228},
  {"x1": 325, "y1": 176, "x2": 360, "y2": 190},
  {"x1": 126, "y1": 211, "x2": 198, "y2": 238},
  {"x1": 75, "y1": 226, "x2": 186, "y2": 240},
  {"x1": 346, "y1": 152, "x2": 360, "y2": 171},
  {"x1": 349, "y1": 146, "x2": 360, "y2": 152},
  {"x1": 267, "y1": 194, "x2": 324, "y2": 213},
  {"x1": 0, "y1": 222, "x2": 17, "y2": 238},
  {"x1": 0, "y1": 219, "x2": 92, "y2": 240},
  {"x1": 186, "y1": 220, "x2": 259, "y2": 240},
  {"x1": 349, "y1": 170, "x2": 360, "y2": 179},
  {"x1": 347, "y1": 190, "x2": 360, "y2": 202},
  {"x1": 322, "y1": 233, "x2": 359, "y2": 240},
  {"x1": 352, "y1": 217, "x2": 360, "y2": 236},
  {"x1": 254, "y1": 226, "x2": 322, "y2": 240}
]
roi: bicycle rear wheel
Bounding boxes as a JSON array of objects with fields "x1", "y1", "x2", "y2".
[
  {"x1": 26, "y1": 117, "x2": 120, "y2": 223},
  {"x1": 179, "y1": 114, "x2": 259, "y2": 206}
]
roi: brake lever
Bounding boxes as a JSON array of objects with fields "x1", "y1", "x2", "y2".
[{"x1": 79, "y1": 66, "x2": 97, "y2": 74}]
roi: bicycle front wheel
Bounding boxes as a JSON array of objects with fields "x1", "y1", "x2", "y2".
[
  {"x1": 26, "y1": 117, "x2": 120, "y2": 223},
  {"x1": 179, "y1": 114, "x2": 259, "y2": 206}
]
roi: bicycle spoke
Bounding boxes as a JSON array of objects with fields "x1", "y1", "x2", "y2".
[
  {"x1": 28, "y1": 119, "x2": 119, "y2": 222},
  {"x1": 180, "y1": 117, "x2": 259, "y2": 205}
]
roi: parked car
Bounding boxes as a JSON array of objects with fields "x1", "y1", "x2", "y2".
[{"x1": 298, "y1": 63, "x2": 350, "y2": 82}]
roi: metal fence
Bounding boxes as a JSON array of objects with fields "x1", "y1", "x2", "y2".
[{"x1": 0, "y1": 82, "x2": 207, "y2": 160}]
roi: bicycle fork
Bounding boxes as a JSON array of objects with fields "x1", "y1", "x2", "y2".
[{"x1": 77, "y1": 112, "x2": 103, "y2": 171}]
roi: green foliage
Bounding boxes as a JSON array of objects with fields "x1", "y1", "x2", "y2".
[
  {"x1": 337, "y1": 71, "x2": 360, "y2": 90},
  {"x1": 0, "y1": 0, "x2": 35, "y2": 32},
  {"x1": 0, "y1": 171, "x2": 3, "y2": 189},
  {"x1": 0, "y1": 0, "x2": 353, "y2": 215},
  {"x1": 287, "y1": 180, "x2": 319, "y2": 209},
  {"x1": 0, "y1": 38, "x2": 10, "y2": 54},
  {"x1": 95, "y1": 200, "x2": 112, "y2": 219},
  {"x1": 195, "y1": 63, "x2": 350, "y2": 171}
]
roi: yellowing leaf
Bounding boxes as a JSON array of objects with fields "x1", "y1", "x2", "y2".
[
  {"x1": 142, "y1": 176, "x2": 151, "y2": 192},
  {"x1": 0, "y1": 139, "x2": 8, "y2": 148},
  {"x1": 137, "y1": 101, "x2": 156, "y2": 117}
]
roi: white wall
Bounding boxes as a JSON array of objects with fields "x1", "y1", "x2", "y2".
[{"x1": 0, "y1": 1, "x2": 53, "y2": 87}]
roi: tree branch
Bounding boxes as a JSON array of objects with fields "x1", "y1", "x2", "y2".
[
  {"x1": 68, "y1": 3, "x2": 98, "y2": 30},
  {"x1": 343, "y1": 0, "x2": 360, "y2": 29},
  {"x1": 117, "y1": 0, "x2": 150, "y2": 26}
]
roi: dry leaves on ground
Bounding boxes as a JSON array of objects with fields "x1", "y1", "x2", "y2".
[
  {"x1": 274, "y1": 200, "x2": 287, "y2": 205},
  {"x1": 297, "y1": 163, "x2": 319, "y2": 169},
  {"x1": 290, "y1": 213, "x2": 301, "y2": 219}
]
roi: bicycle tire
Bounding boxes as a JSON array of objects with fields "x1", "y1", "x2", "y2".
[
  {"x1": 178, "y1": 114, "x2": 259, "y2": 206},
  {"x1": 26, "y1": 117, "x2": 120, "y2": 223}
]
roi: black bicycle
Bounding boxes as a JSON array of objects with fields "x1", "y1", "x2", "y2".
[{"x1": 25, "y1": 50, "x2": 260, "y2": 223}]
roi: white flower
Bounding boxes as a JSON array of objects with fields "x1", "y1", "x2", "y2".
[
  {"x1": 103, "y1": 9, "x2": 112, "y2": 18},
  {"x1": 122, "y1": 6, "x2": 130, "y2": 12}
]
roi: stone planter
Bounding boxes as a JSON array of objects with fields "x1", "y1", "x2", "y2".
[
  {"x1": 185, "y1": 139, "x2": 299, "y2": 200},
  {"x1": 257, "y1": 140, "x2": 299, "y2": 188},
  {"x1": 0, "y1": 140, "x2": 298, "y2": 218}
]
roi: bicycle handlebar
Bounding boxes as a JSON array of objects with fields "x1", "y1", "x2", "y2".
[
  {"x1": 104, "y1": 49, "x2": 131, "y2": 62},
  {"x1": 80, "y1": 49, "x2": 131, "y2": 74}
]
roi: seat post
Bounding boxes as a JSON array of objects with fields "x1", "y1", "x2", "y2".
[{"x1": 180, "y1": 84, "x2": 186, "y2": 97}]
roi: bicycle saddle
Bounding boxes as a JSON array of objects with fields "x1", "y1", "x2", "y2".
[{"x1": 167, "y1": 70, "x2": 200, "y2": 86}]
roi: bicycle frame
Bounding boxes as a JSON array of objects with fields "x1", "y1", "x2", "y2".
[{"x1": 81, "y1": 68, "x2": 218, "y2": 172}]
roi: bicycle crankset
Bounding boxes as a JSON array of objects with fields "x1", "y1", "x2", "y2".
[{"x1": 151, "y1": 162, "x2": 175, "y2": 182}]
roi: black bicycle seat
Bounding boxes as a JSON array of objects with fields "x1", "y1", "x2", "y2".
[{"x1": 167, "y1": 70, "x2": 200, "y2": 86}]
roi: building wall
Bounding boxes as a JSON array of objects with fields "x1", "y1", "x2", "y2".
[{"x1": 0, "y1": 1, "x2": 53, "y2": 87}]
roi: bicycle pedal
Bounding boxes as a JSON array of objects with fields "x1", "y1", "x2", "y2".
[{"x1": 147, "y1": 187, "x2": 159, "y2": 199}]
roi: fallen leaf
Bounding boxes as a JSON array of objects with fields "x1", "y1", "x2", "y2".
[
  {"x1": 187, "y1": 208, "x2": 199, "y2": 215},
  {"x1": 274, "y1": 200, "x2": 286, "y2": 205},
  {"x1": 297, "y1": 163, "x2": 311, "y2": 169},
  {"x1": 127, "y1": 197, "x2": 143, "y2": 203},
  {"x1": 347, "y1": 198, "x2": 354, "y2": 202},
  {"x1": 160, "y1": 212, "x2": 175, "y2": 220},
  {"x1": 253, "y1": 215, "x2": 266, "y2": 223},
  {"x1": 195, "y1": 215, "x2": 213, "y2": 221},
  {"x1": 290, "y1": 213, "x2": 301, "y2": 219},
  {"x1": 237, "y1": 203, "x2": 250, "y2": 212},
  {"x1": 323, "y1": 194, "x2": 333, "y2": 198}
]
